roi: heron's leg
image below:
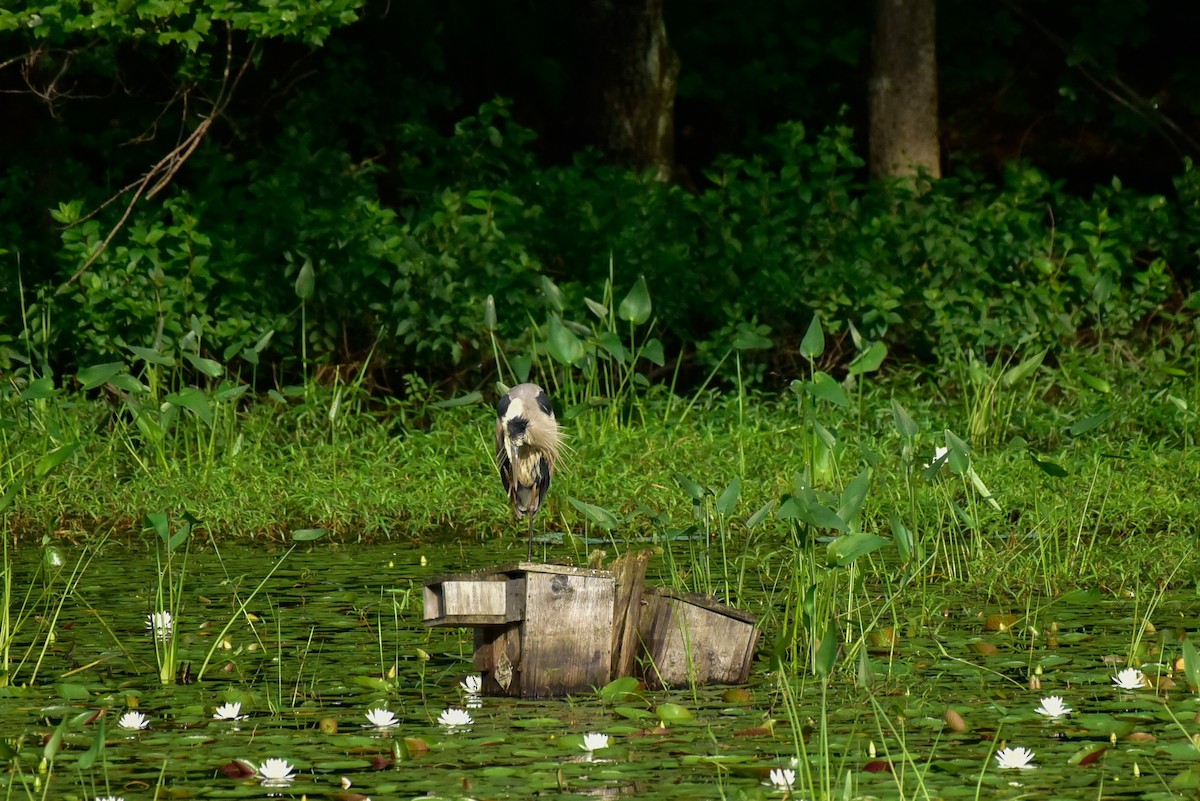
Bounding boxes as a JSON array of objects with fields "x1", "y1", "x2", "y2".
[{"x1": 526, "y1": 515, "x2": 534, "y2": 562}]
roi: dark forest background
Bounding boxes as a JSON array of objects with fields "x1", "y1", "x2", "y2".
[{"x1": 2, "y1": 0, "x2": 1199, "y2": 391}]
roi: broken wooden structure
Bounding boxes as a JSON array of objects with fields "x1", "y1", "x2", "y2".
[{"x1": 423, "y1": 552, "x2": 759, "y2": 698}]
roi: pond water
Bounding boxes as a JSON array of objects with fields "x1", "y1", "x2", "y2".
[{"x1": 1, "y1": 537, "x2": 1198, "y2": 800}]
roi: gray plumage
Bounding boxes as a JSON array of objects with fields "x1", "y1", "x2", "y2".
[{"x1": 495, "y1": 383, "x2": 560, "y2": 560}]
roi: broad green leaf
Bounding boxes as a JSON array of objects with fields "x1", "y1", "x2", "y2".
[
  {"x1": 295, "y1": 256, "x2": 315, "y2": 300},
  {"x1": 165, "y1": 387, "x2": 213, "y2": 426},
  {"x1": 890, "y1": 514, "x2": 914, "y2": 563},
  {"x1": 545, "y1": 315, "x2": 585, "y2": 366},
  {"x1": 1001, "y1": 348, "x2": 1047, "y2": 387},
  {"x1": 595, "y1": 331, "x2": 628, "y2": 364},
  {"x1": 891, "y1": 399, "x2": 918, "y2": 437},
  {"x1": 944, "y1": 429, "x2": 971, "y2": 473},
  {"x1": 613, "y1": 706, "x2": 654, "y2": 720},
  {"x1": 54, "y1": 683, "x2": 90, "y2": 701},
  {"x1": 35, "y1": 442, "x2": 79, "y2": 478},
  {"x1": 1184, "y1": 640, "x2": 1200, "y2": 691},
  {"x1": 827, "y1": 532, "x2": 889, "y2": 567},
  {"x1": 716, "y1": 476, "x2": 740, "y2": 516},
  {"x1": 127, "y1": 345, "x2": 174, "y2": 366},
  {"x1": 814, "y1": 626, "x2": 839, "y2": 677},
  {"x1": 539, "y1": 276, "x2": 564, "y2": 312},
  {"x1": 0, "y1": 476, "x2": 24, "y2": 514},
  {"x1": 43, "y1": 718, "x2": 67, "y2": 762},
  {"x1": 808, "y1": 371, "x2": 849, "y2": 407},
  {"x1": 431, "y1": 392, "x2": 483, "y2": 409},
  {"x1": 598, "y1": 676, "x2": 643, "y2": 702},
  {"x1": 847, "y1": 341, "x2": 887, "y2": 375},
  {"x1": 1067, "y1": 410, "x2": 1113, "y2": 436},
  {"x1": 1029, "y1": 453, "x2": 1068, "y2": 477},
  {"x1": 967, "y1": 466, "x2": 1001, "y2": 511},
  {"x1": 674, "y1": 473, "x2": 706, "y2": 502},
  {"x1": 1077, "y1": 370, "x2": 1112, "y2": 393},
  {"x1": 18, "y1": 377, "x2": 55, "y2": 401},
  {"x1": 109, "y1": 374, "x2": 147, "y2": 394},
  {"x1": 837, "y1": 469, "x2": 871, "y2": 525},
  {"x1": 799, "y1": 315, "x2": 824, "y2": 360},
  {"x1": 746, "y1": 500, "x2": 773, "y2": 528},
  {"x1": 732, "y1": 323, "x2": 772, "y2": 351},
  {"x1": 618, "y1": 275, "x2": 652, "y2": 325},
  {"x1": 183, "y1": 352, "x2": 223, "y2": 378},
  {"x1": 639, "y1": 337, "x2": 665, "y2": 366},
  {"x1": 145, "y1": 512, "x2": 170, "y2": 544},
  {"x1": 292, "y1": 528, "x2": 326, "y2": 542},
  {"x1": 77, "y1": 362, "x2": 124, "y2": 390},
  {"x1": 655, "y1": 703, "x2": 694, "y2": 722},
  {"x1": 584, "y1": 297, "x2": 608, "y2": 320},
  {"x1": 777, "y1": 495, "x2": 847, "y2": 533},
  {"x1": 567, "y1": 496, "x2": 619, "y2": 529},
  {"x1": 77, "y1": 717, "x2": 106, "y2": 770}
]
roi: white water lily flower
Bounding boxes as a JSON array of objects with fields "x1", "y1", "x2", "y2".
[
  {"x1": 581, "y1": 732, "x2": 609, "y2": 752},
  {"x1": 93, "y1": 796, "x2": 124, "y2": 801},
  {"x1": 460, "y1": 674, "x2": 482, "y2": 694},
  {"x1": 1113, "y1": 668, "x2": 1147, "y2": 690},
  {"x1": 437, "y1": 707, "x2": 473, "y2": 728},
  {"x1": 767, "y1": 767, "x2": 796, "y2": 789},
  {"x1": 145, "y1": 611, "x2": 172, "y2": 637},
  {"x1": 995, "y1": 746, "x2": 1036, "y2": 769},
  {"x1": 466, "y1": 695, "x2": 483, "y2": 709},
  {"x1": 213, "y1": 702, "x2": 245, "y2": 721},
  {"x1": 366, "y1": 707, "x2": 398, "y2": 728},
  {"x1": 117, "y1": 711, "x2": 149, "y2": 730},
  {"x1": 924, "y1": 446, "x2": 950, "y2": 469},
  {"x1": 256, "y1": 758, "x2": 296, "y2": 783},
  {"x1": 1034, "y1": 696, "x2": 1072, "y2": 718}
]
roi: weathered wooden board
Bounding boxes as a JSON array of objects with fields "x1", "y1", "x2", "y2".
[
  {"x1": 637, "y1": 587, "x2": 759, "y2": 689},
  {"x1": 519, "y1": 570, "x2": 615, "y2": 698},
  {"x1": 424, "y1": 576, "x2": 523, "y2": 626}
]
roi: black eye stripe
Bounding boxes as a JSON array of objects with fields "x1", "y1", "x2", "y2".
[
  {"x1": 535, "y1": 390, "x2": 553, "y2": 417},
  {"x1": 496, "y1": 394, "x2": 512, "y2": 418}
]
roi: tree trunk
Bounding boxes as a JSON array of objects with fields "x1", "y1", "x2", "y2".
[
  {"x1": 868, "y1": 0, "x2": 941, "y2": 179},
  {"x1": 580, "y1": 0, "x2": 680, "y2": 180}
]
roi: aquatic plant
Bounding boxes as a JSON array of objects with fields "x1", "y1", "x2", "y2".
[{"x1": 994, "y1": 746, "x2": 1036, "y2": 770}]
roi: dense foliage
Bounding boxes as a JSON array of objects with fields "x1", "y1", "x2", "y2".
[{"x1": 2, "y1": 1, "x2": 1199, "y2": 389}]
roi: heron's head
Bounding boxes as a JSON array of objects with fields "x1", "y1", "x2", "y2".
[{"x1": 497, "y1": 383, "x2": 559, "y2": 462}]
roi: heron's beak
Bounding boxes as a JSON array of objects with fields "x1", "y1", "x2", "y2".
[{"x1": 509, "y1": 442, "x2": 521, "y2": 467}]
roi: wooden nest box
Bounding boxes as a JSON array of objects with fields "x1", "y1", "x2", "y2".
[{"x1": 423, "y1": 553, "x2": 758, "y2": 698}]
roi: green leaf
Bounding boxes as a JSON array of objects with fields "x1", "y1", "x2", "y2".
[
  {"x1": 1077, "y1": 370, "x2": 1112, "y2": 393},
  {"x1": 77, "y1": 362, "x2": 124, "y2": 390},
  {"x1": 674, "y1": 473, "x2": 706, "y2": 502},
  {"x1": 545, "y1": 315, "x2": 585, "y2": 366},
  {"x1": 1067, "y1": 410, "x2": 1113, "y2": 436},
  {"x1": 164, "y1": 387, "x2": 213, "y2": 427},
  {"x1": 567, "y1": 497, "x2": 619, "y2": 529},
  {"x1": 595, "y1": 332, "x2": 628, "y2": 364},
  {"x1": 295, "y1": 256, "x2": 315, "y2": 300},
  {"x1": 183, "y1": 352, "x2": 223, "y2": 378},
  {"x1": 618, "y1": 275, "x2": 652, "y2": 325},
  {"x1": 77, "y1": 716, "x2": 106, "y2": 771},
  {"x1": 292, "y1": 528, "x2": 326, "y2": 542},
  {"x1": 655, "y1": 703, "x2": 694, "y2": 723},
  {"x1": 1002, "y1": 348, "x2": 1047, "y2": 387},
  {"x1": 18, "y1": 377, "x2": 56, "y2": 401},
  {"x1": 890, "y1": 514, "x2": 914, "y2": 563},
  {"x1": 944, "y1": 429, "x2": 971, "y2": 473},
  {"x1": 1184, "y1": 639, "x2": 1200, "y2": 691},
  {"x1": 891, "y1": 399, "x2": 918, "y2": 437},
  {"x1": 0, "y1": 476, "x2": 25, "y2": 514},
  {"x1": 814, "y1": 626, "x2": 839, "y2": 677},
  {"x1": 598, "y1": 676, "x2": 643, "y2": 702},
  {"x1": 732, "y1": 323, "x2": 772, "y2": 351},
  {"x1": 54, "y1": 683, "x2": 90, "y2": 701},
  {"x1": 1030, "y1": 453, "x2": 1068, "y2": 478},
  {"x1": 799, "y1": 315, "x2": 824, "y2": 360},
  {"x1": 43, "y1": 718, "x2": 67, "y2": 763},
  {"x1": 483, "y1": 295, "x2": 497, "y2": 331},
  {"x1": 35, "y1": 442, "x2": 79, "y2": 478},
  {"x1": 584, "y1": 297, "x2": 608, "y2": 320},
  {"x1": 540, "y1": 276, "x2": 564, "y2": 312},
  {"x1": 145, "y1": 512, "x2": 170, "y2": 544},
  {"x1": 827, "y1": 532, "x2": 889, "y2": 567},
  {"x1": 716, "y1": 477, "x2": 740, "y2": 516},
  {"x1": 837, "y1": 469, "x2": 871, "y2": 525},
  {"x1": 639, "y1": 337, "x2": 665, "y2": 366},
  {"x1": 808, "y1": 371, "x2": 849, "y2": 407},
  {"x1": 431, "y1": 392, "x2": 483, "y2": 409},
  {"x1": 746, "y1": 500, "x2": 773, "y2": 528},
  {"x1": 127, "y1": 345, "x2": 175, "y2": 366},
  {"x1": 777, "y1": 495, "x2": 847, "y2": 533},
  {"x1": 847, "y1": 341, "x2": 887, "y2": 375}
]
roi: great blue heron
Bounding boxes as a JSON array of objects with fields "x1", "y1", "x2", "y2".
[{"x1": 495, "y1": 383, "x2": 560, "y2": 560}]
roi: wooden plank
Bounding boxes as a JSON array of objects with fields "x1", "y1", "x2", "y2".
[
  {"x1": 609, "y1": 550, "x2": 651, "y2": 679},
  {"x1": 520, "y1": 571, "x2": 615, "y2": 698},
  {"x1": 424, "y1": 579, "x2": 521, "y2": 626},
  {"x1": 638, "y1": 589, "x2": 759, "y2": 688}
]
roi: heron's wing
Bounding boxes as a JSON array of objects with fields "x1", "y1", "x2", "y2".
[{"x1": 495, "y1": 418, "x2": 514, "y2": 495}]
